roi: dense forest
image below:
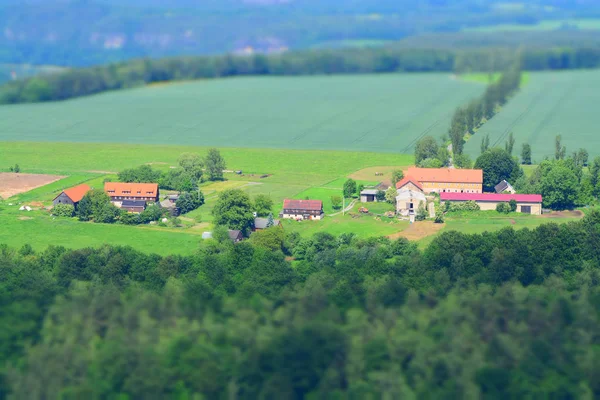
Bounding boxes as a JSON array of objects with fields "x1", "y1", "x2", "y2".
[
  {"x1": 2, "y1": 212, "x2": 600, "y2": 398},
  {"x1": 2, "y1": 44, "x2": 600, "y2": 104},
  {"x1": 2, "y1": 0, "x2": 600, "y2": 66}
]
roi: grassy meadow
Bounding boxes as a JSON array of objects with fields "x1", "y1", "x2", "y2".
[
  {"x1": 464, "y1": 19, "x2": 600, "y2": 32},
  {"x1": 464, "y1": 70, "x2": 600, "y2": 160},
  {"x1": 0, "y1": 74, "x2": 484, "y2": 153}
]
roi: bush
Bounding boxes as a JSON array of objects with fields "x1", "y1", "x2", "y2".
[
  {"x1": 331, "y1": 196, "x2": 342, "y2": 210},
  {"x1": 496, "y1": 202, "x2": 512, "y2": 214},
  {"x1": 53, "y1": 204, "x2": 74, "y2": 217},
  {"x1": 434, "y1": 214, "x2": 445, "y2": 224},
  {"x1": 140, "y1": 204, "x2": 164, "y2": 223},
  {"x1": 176, "y1": 191, "x2": 205, "y2": 214},
  {"x1": 449, "y1": 201, "x2": 480, "y2": 212},
  {"x1": 416, "y1": 203, "x2": 427, "y2": 221},
  {"x1": 376, "y1": 190, "x2": 386, "y2": 202},
  {"x1": 120, "y1": 212, "x2": 141, "y2": 225},
  {"x1": 509, "y1": 199, "x2": 517, "y2": 212}
]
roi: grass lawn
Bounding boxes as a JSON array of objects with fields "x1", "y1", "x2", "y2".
[
  {"x1": 464, "y1": 19, "x2": 600, "y2": 33},
  {"x1": 283, "y1": 213, "x2": 409, "y2": 238},
  {"x1": 0, "y1": 207, "x2": 202, "y2": 255},
  {"x1": 459, "y1": 72, "x2": 531, "y2": 86}
]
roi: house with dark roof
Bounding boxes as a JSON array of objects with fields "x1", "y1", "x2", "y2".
[
  {"x1": 53, "y1": 184, "x2": 91, "y2": 209},
  {"x1": 360, "y1": 189, "x2": 380, "y2": 203},
  {"x1": 254, "y1": 217, "x2": 282, "y2": 231},
  {"x1": 440, "y1": 193, "x2": 543, "y2": 215},
  {"x1": 494, "y1": 180, "x2": 516, "y2": 194},
  {"x1": 121, "y1": 200, "x2": 147, "y2": 214},
  {"x1": 280, "y1": 199, "x2": 324, "y2": 220},
  {"x1": 228, "y1": 230, "x2": 244, "y2": 243}
]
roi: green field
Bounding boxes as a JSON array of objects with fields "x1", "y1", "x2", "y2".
[
  {"x1": 0, "y1": 64, "x2": 64, "y2": 84},
  {"x1": 464, "y1": 70, "x2": 600, "y2": 160},
  {"x1": 0, "y1": 74, "x2": 484, "y2": 153}
]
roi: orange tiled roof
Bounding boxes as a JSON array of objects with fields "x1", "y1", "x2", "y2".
[
  {"x1": 406, "y1": 167, "x2": 483, "y2": 184},
  {"x1": 104, "y1": 182, "x2": 158, "y2": 198},
  {"x1": 396, "y1": 176, "x2": 423, "y2": 191},
  {"x1": 60, "y1": 184, "x2": 91, "y2": 203}
]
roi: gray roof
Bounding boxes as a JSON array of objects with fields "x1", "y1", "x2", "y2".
[
  {"x1": 121, "y1": 200, "x2": 147, "y2": 207},
  {"x1": 495, "y1": 180, "x2": 512, "y2": 193},
  {"x1": 160, "y1": 200, "x2": 176, "y2": 208},
  {"x1": 254, "y1": 217, "x2": 281, "y2": 229},
  {"x1": 168, "y1": 194, "x2": 179, "y2": 200},
  {"x1": 228, "y1": 230, "x2": 242, "y2": 240},
  {"x1": 360, "y1": 189, "x2": 379, "y2": 196}
]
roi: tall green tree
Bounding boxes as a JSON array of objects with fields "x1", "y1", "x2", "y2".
[
  {"x1": 391, "y1": 170, "x2": 404, "y2": 186},
  {"x1": 343, "y1": 179, "x2": 357, "y2": 199},
  {"x1": 521, "y1": 143, "x2": 532, "y2": 165},
  {"x1": 414, "y1": 136, "x2": 439, "y2": 164},
  {"x1": 176, "y1": 191, "x2": 205, "y2": 214},
  {"x1": 212, "y1": 189, "x2": 255, "y2": 235},
  {"x1": 449, "y1": 107, "x2": 467, "y2": 155},
  {"x1": 555, "y1": 135, "x2": 566, "y2": 160},
  {"x1": 205, "y1": 148, "x2": 226, "y2": 181},
  {"x1": 178, "y1": 153, "x2": 204, "y2": 182},
  {"x1": 505, "y1": 131, "x2": 515, "y2": 155},
  {"x1": 480, "y1": 134, "x2": 490, "y2": 154},
  {"x1": 474, "y1": 148, "x2": 523, "y2": 192},
  {"x1": 540, "y1": 165, "x2": 578, "y2": 210},
  {"x1": 254, "y1": 194, "x2": 274, "y2": 217}
]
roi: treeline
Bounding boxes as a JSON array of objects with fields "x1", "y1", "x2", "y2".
[
  {"x1": 0, "y1": 45, "x2": 598, "y2": 104},
  {"x1": 450, "y1": 66, "x2": 522, "y2": 156},
  {"x1": 2, "y1": 213, "x2": 600, "y2": 398}
]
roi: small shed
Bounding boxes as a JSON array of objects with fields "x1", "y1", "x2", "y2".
[
  {"x1": 167, "y1": 194, "x2": 179, "y2": 203},
  {"x1": 228, "y1": 230, "x2": 244, "y2": 243},
  {"x1": 202, "y1": 232, "x2": 213, "y2": 240},
  {"x1": 160, "y1": 199, "x2": 180, "y2": 216},
  {"x1": 120, "y1": 199, "x2": 147, "y2": 214},
  {"x1": 495, "y1": 180, "x2": 516, "y2": 194},
  {"x1": 254, "y1": 217, "x2": 282, "y2": 231},
  {"x1": 360, "y1": 189, "x2": 379, "y2": 203}
]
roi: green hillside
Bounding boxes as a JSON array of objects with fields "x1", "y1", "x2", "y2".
[
  {"x1": 464, "y1": 69, "x2": 600, "y2": 160},
  {"x1": 0, "y1": 74, "x2": 483, "y2": 153}
]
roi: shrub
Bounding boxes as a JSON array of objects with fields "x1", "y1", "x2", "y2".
[
  {"x1": 449, "y1": 201, "x2": 480, "y2": 212},
  {"x1": 53, "y1": 204, "x2": 74, "y2": 217},
  {"x1": 416, "y1": 203, "x2": 427, "y2": 221},
  {"x1": 120, "y1": 212, "x2": 141, "y2": 225},
  {"x1": 331, "y1": 196, "x2": 342, "y2": 210},
  {"x1": 176, "y1": 191, "x2": 205, "y2": 214},
  {"x1": 496, "y1": 202, "x2": 512, "y2": 214},
  {"x1": 434, "y1": 214, "x2": 445, "y2": 224},
  {"x1": 509, "y1": 199, "x2": 517, "y2": 212},
  {"x1": 376, "y1": 190, "x2": 386, "y2": 202}
]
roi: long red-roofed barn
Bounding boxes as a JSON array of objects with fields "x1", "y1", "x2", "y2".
[
  {"x1": 440, "y1": 193, "x2": 543, "y2": 215},
  {"x1": 281, "y1": 199, "x2": 324, "y2": 220},
  {"x1": 406, "y1": 167, "x2": 483, "y2": 194}
]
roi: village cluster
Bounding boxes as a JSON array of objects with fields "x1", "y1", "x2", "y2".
[{"x1": 52, "y1": 166, "x2": 543, "y2": 236}]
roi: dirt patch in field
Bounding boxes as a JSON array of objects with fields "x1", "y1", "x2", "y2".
[
  {"x1": 540, "y1": 210, "x2": 584, "y2": 218},
  {"x1": 388, "y1": 221, "x2": 444, "y2": 241},
  {"x1": 349, "y1": 166, "x2": 409, "y2": 186},
  {"x1": 0, "y1": 173, "x2": 66, "y2": 198},
  {"x1": 18, "y1": 216, "x2": 33, "y2": 221}
]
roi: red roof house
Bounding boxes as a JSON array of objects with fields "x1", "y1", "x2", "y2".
[
  {"x1": 281, "y1": 199, "x2": 324, "y2": 220},
  {"x1": 396, "y1": 176, "x2": 424, "y2": 192},
  {"x1": 53, "y1": 184, "x2": 91, "y2": 207}
]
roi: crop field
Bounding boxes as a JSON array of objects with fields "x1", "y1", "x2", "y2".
[
  {"x1": 464, "y1": 70, "x2": 600, "y2": 161},
  {"x1": 0, "y1": 74, "x2": 484, "y2": 153},
  {"x1": 464, "y1": 19, "x2": 600, "y2": 32}
]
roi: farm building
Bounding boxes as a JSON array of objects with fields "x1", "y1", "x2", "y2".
[
  {"x1": 53, "y1": 184, "x2": 90, "y2": 209},
  {"x1": 280, "y1": 199, "x2": 324, "y2": 220},
  {"x1": 495, "y1": 180, "x2": 516, "y2": 194},
  {"x1": 254, "y1": 217, "x2": 281, "y2": 231},
  {"x1": 160, "y1": 199, "x2": 180, "y2": 216},
  {"x1": 104, "y1": 182, "x2": 159, "y2": 205},
  {"x1": 395, "y1": 189, "x2": 427, "y2": 217},
  {"x1": 395, "y1": 176, "x2": 424, "y2": 192},
  {"x1": 120, "y1": 199, "x2": 147, "y2": 214},
  {"x1": 441, "y1": 193, "x2": 543, "y2": 215},
  {"x1": 406, "y1": 167, "x2": 483, "y2": 194},
  {"x1": 360, "y1": 189, "x2": 379, "y2": 203},
  {"x1": 228, "y1": 230, "x2": 244, "y2": 243}
]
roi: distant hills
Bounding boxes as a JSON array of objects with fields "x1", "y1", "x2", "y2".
[{"x1": 1, "y1": 0, "x2": 600, "y2": 66}]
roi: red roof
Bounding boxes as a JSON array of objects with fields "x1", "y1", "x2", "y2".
[
  {"x1": 283, "y1": 199, "x2": 323, "y2": 211},
  {"x1": 440, "y1": 193, "x2": 542, "y2": 203},
  {"x1": 396, "y1": 176, "x2": 423, "y2": 191},
  {"x1": 60, "y1": 184, "x2": 91, "y2": 203},
  {"x1": 104, "y1": 182, "x2": 158, "y2": 198},
  {"x1": 407, "y1": 167, "x2": 483, "y2": 184}
]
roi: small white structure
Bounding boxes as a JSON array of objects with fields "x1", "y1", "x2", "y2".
[{"x1": 202, "y1": 232, "x2": 213, "y2": 240}]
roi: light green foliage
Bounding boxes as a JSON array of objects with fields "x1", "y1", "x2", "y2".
[
  {"x1": 391, "y1": 169, "x2": 405, "y2": 186},
  {"x1": 0, "y1": 75, "x2": 484, "y2": 153},
  {"x1": 343, "y1": 179, "x2": 357, "y2": 199},
  {"x1": 52, "y1": 204, "x2": 74, "y2": 217},
  {"x1": 449, "y1": 201, "x2": 480, "y2": 212},
  {"x1": 77, "y1": 190, "x2": 111, "y2": 222},
  {"x1": 178, "y1": 153, "x2": 204, "y2": 182},
  {"x1": 496, "y1": 202, "x2": 511, "y2": 214},
  {"x1": 250, "y1": 226, "x2": 285, "y2": 252},
  {"x1": 212, "y1": 189, "x2": 255, "y2": 235},
  {"x1": 453, "y1": 153, "x2": 472, "y2": 169},
  {"x1": 176, "y1": 191, "x2": 205, "y2": 214},
  {"x1": 416, "y1": 202, "x2": 427, "y2": 221},
  {"x1": 385, "y1": 187, "x2": 397, "y2": 205},
  {"x1": 253, "y1": 194, "x2": 274, "y2": 217},
  {"x1": 118, "y1": 164, "x2": 162, "y2": 183},
  {"x1": 205, "y1": 148, "x2": 226, "y2": 181},
  {"x1": 415, "y1": 136, "x2": 439, "y2": 164},
  {"x1": 331, "y1": 196, "x2": 342, "y2": 210},
  {"x1": 540, "y1": 166, "x2": 579, "y2": 210}
]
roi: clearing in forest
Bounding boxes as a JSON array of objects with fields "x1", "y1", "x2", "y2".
[{"x1": 0, "y1": 74, "x2": 483, "y2": 153}]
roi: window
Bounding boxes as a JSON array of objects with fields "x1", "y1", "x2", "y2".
[
  {"x1": 123, "y1": 190, "x2": 131, "y2": 194},
  {"x1": 147, "y1": 191, "x2": 154, "y2": 195},
  {"x1": 137, "y1": 191, "x2": 141, "y2": 194}
]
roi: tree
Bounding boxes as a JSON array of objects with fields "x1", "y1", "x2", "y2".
[
  {"x1": 480, "y1": 134, "x2": 490, "y2": 154},
  {"x1": 254, "y1": 194, "x2": 274, "y2": 217},
  {"x1": 331, "y1": 196, "x2": 342, "y2": 210},
  {"x1": 449, "y1": 107, "x2": 467, "y2": 155},
  {"x1": 590, "y1": 157, "x2": 600, "y2": 196},
  {"x1": 94, "y1": 202, "x2": 121, "y2": 223},
  {"x1": 13, "y1": 164, "x2": 20, "y2": 173},
  {"x1": 496, "y1": 202, "x2": 511, "y2": 214},
  {"x1": 160, "y1": 168, "x2": 196, "y2": 192},
  {"x1": 52, "y1": 204, "x2": 74, "y2": 217},
  {"x1": 375, "y1": 190, "x2": 386, "y2": 202},
  {"x1": 437, "y1": 146, "x2": 451, "y2": 167},
  {"x1": 343, "y1": 179, "x2": 357, "y2": 199},
  {"x1": 574, "y1": 148, "x2": 589, "y2": 168},
  {"x1": 356, "y1": 184, "x2": 365, "y2": 197},
  {"x1": 415, "y1": 136, "x2": 439, "y2": 164},
  {"x1": 205, "y1": 148, "x2": 226, "y2": 181},
  {"x1": 178, "y1": 153, "x2": 204, "y2": 182},
  {"x1": 212, "y1": 189, "x2": 255, "y2": 235},
  {"x1": 540, "y1": 165, "x2": 578, "y2": 210},
  {"x1": 140, "y1": 203, "x2": 164, "y2": 223},
  {"x1": 416, "y1": 202, "x2": 427, "y2": 221},
  {"x1": 77, "y1": 190, "x2": 111, "y2": 221},
  {"x1": 391, "y1": 170, "x2": 404, "y2": 186},
  {"x1": 505, "y1": 132, "x2": 515, "y2": 155},
  {"x1": 474, "y1": 148, "x2": 523, "y2": 192},
  {"x1": 385, "y1": 187, "x2": 397, "y2": 205},
  {"x1": 454, "y1": 154, "x2": 472, "y2": 169},
  {"x1": 266, "y1": 213, "x2": 275, "y2": 228},
  {"x1": 176, "y1": 191, "x2": 205, "y2": 214},
  {"x1": 118, "y1": 165, "x2": 162, "y2": 183},
  {"x1": 509, "y1": 199, "x2": 517, "y2": 212},
  {"x1": 521, "y1": 143, "x2": 532, "y2": 165},
  {"x1": 555, "y1": 135, "x2": 566, "y2": 160}
]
